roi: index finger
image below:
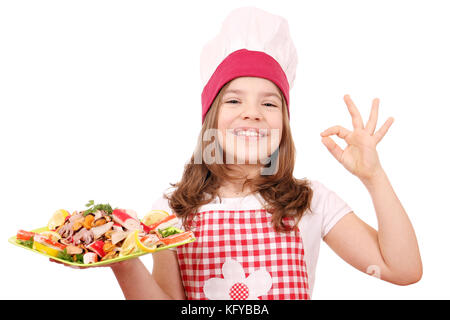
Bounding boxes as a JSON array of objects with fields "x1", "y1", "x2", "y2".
[{"x1": 343, "y1": 94, "x2": 364, "y2": 129}]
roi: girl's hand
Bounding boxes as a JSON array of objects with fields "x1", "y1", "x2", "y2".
[{"x1": 320, "y1": 95, "x2": 394, "y2": 183}]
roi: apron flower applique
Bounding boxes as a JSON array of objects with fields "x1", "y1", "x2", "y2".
[{"x1": 203, "y1": 258, "x2": 272, "y2": 300}]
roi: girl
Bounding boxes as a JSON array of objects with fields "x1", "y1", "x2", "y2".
[{"x1": 55, "y1": 7, "x2": 422, "y2": 300}]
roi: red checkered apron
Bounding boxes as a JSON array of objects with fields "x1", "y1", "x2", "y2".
[{"x1": 176, "y1": 209, "x2": 310, "y2": 300}]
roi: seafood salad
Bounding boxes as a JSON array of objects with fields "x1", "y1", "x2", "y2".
[{"x1": 14, "y1": 201, "x2": 195, "y2": 264}]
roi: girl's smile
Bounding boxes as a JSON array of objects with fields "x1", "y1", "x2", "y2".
[{"x1": 230, "y1": 127, "x2": 269, "y2": 138}]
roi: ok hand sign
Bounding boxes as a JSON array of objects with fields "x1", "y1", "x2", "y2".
[{"x1": 320, "y1": 95, "x2": 394, "y2": 183}]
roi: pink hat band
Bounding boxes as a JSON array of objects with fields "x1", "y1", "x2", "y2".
[{"x1": 201, "y1": 49, "x2": 290, "y2": 123}]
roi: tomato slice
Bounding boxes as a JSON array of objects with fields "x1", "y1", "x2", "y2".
[{"x1": 16, "y1": 230, "x2": 35, "y2": 241}]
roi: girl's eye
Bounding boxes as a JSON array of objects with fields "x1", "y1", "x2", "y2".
[{"x1": 225, "y1": 100, "x2": 278, "y2": 108}]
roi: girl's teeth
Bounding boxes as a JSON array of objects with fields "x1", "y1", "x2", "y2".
[{"x1": 234, "y1": 130, "x2": 264, "y2": 137}]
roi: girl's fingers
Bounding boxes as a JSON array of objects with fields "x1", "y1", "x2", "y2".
[
  {"x1": 365, "y1": 98, "x2": 380, "y2": 135},
  {"x1": 373, "y1": 117, "x2": 394, "y2": 144},
  {"x1": 320, "y1": 125, "x2": 352, "y2": 142},
  {"x1": 321, "y1": 136, "x2": 344, "y2": 163},
  {"x1": 344, "y1": 94, "x2": 364, "y2": 129}
]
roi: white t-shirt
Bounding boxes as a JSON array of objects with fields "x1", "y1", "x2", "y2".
[{"x1": 150, "y1": 179, "x2": 353, "y2": 298}]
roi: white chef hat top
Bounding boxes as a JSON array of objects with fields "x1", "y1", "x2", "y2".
[{"x1": 199, "y1": 6, "x2": 298, "y2": 122}]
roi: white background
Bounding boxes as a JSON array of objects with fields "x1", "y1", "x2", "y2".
[{"x1": 1, "y1": 0, "x2": 448, "y2": 299}]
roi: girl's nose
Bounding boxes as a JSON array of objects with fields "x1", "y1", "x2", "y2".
[{"x1": 241, "y1": 103, "x2": 262, "y2": 121}]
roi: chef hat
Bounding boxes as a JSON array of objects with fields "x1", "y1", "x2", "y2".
[{"x1": 200, "y1": 6, "x2": 298, "y2": 123}]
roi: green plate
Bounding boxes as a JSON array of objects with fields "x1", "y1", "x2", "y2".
[{"x1": 8, "y1": 226, "x2": 196, "y2": 267}]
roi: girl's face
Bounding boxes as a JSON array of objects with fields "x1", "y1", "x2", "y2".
[{"x1": 217, "y1": 77, "x2": 283, "y2": 164}]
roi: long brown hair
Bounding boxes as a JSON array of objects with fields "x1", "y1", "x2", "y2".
[{"x1": 167, "y1": 79, "x2": 313, "y2": 233}]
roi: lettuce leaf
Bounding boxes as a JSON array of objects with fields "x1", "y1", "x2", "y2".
[
  {"x1": 159, "y1": 227, "x2": 183, "y2": 238},
  {"x1": 17, "y1": 238, "x2": 33, "y2": 249}
]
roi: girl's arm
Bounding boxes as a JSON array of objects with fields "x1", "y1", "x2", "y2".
[
  {"x1": 323, "y1": 168, "x2": 422, "y2": 284},
  {"x1": 110, "y1": 250, "x2": 186, "y2": 299},
  {"x1": 320, "y1": 95, "x2": 422, "y2": 285}
]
